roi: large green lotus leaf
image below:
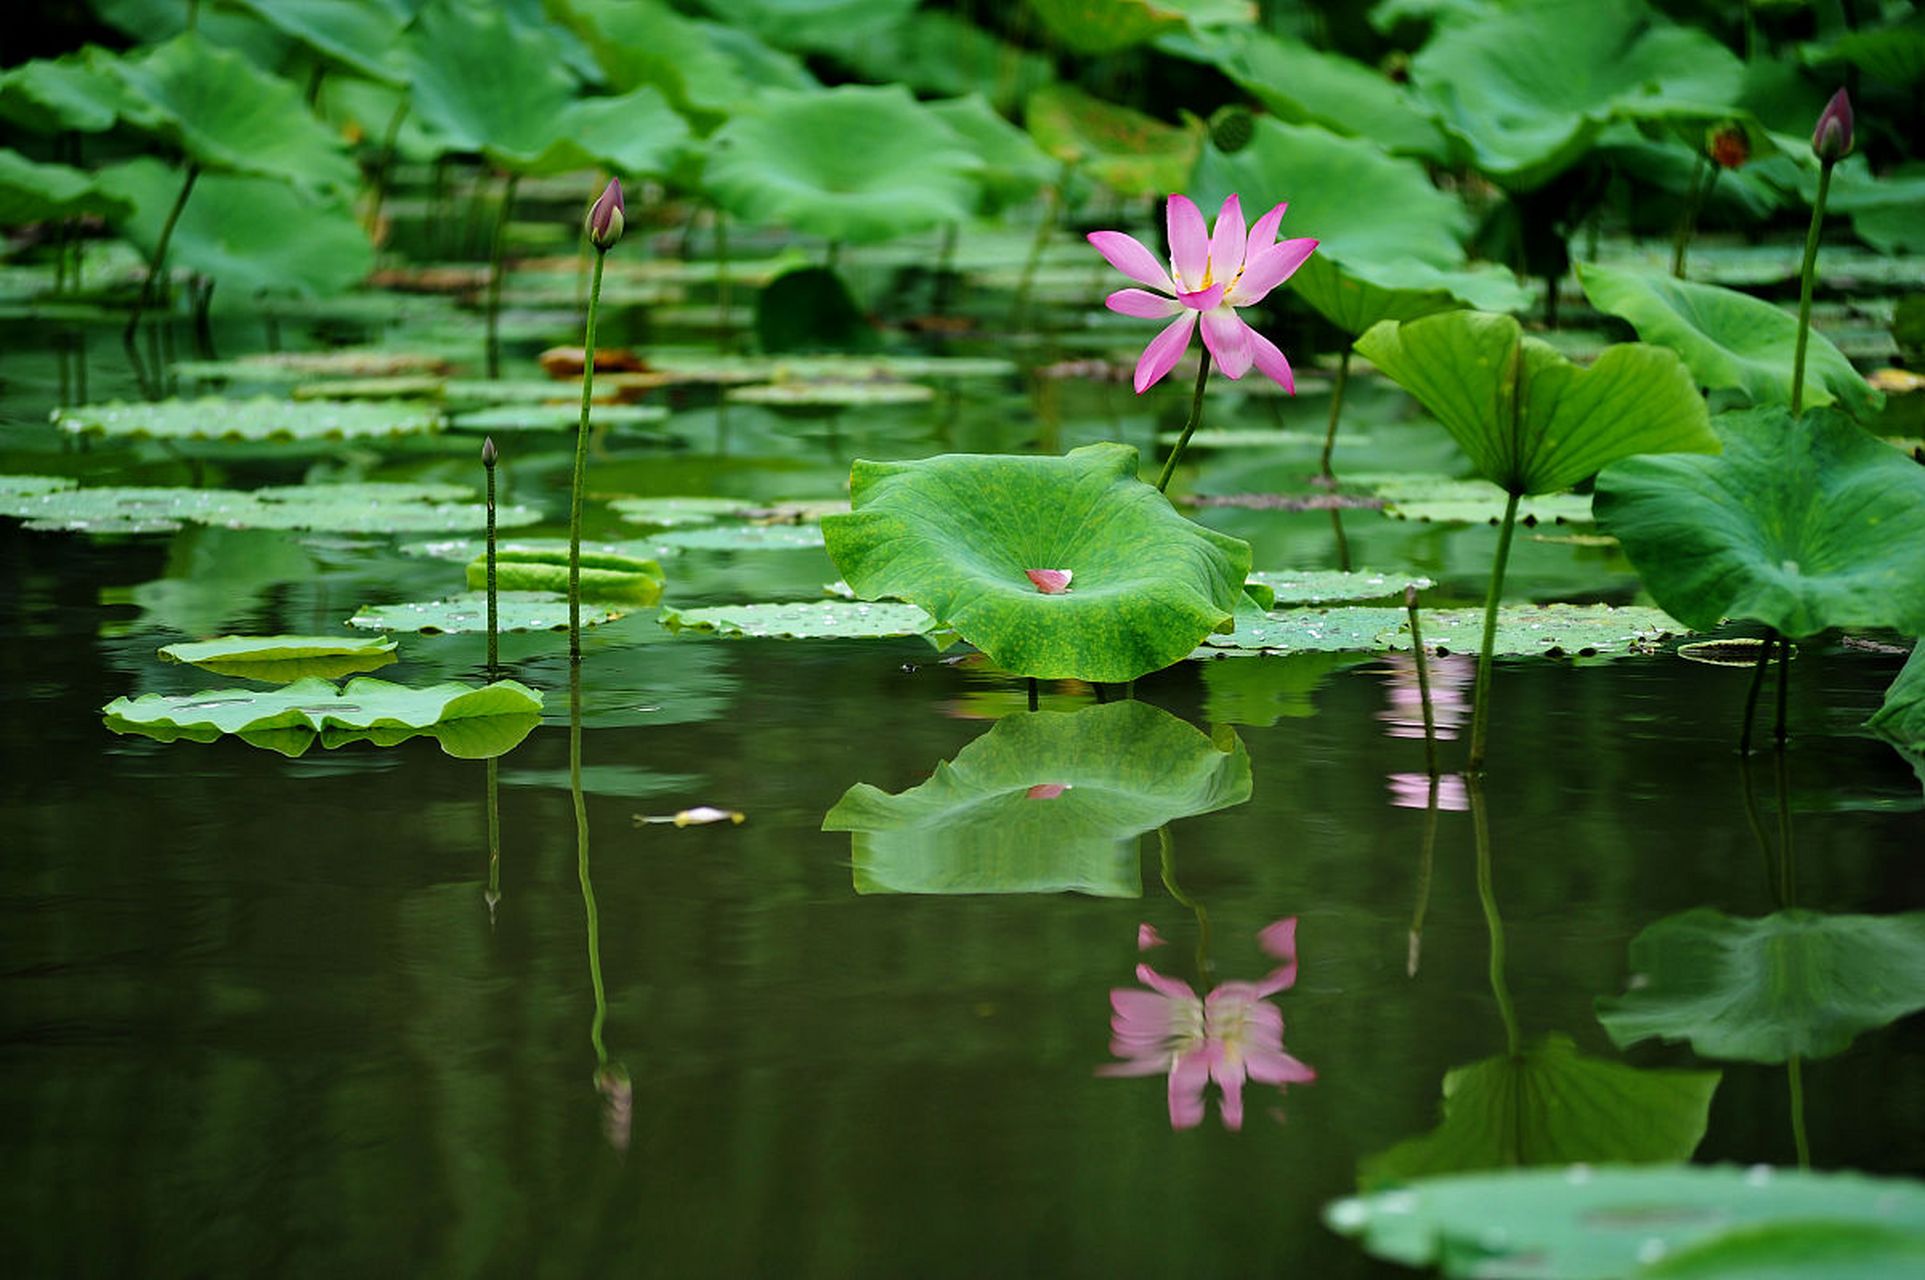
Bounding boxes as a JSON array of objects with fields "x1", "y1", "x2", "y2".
[
  {"x1": 1577, "y1": 263, "x2": 1879, "y2": 420},
  {"x1": 54, "y1": 396, "x2": 438, "y2": 443},
  {"x1": 1804, "y1": 17, "x2": 1925, "y2": 87},
  {"x1": 225, "y1": 0, "x2": 407, "y2": 84},
  {"x1": 1172, "y1": 26, "x2": 1445, "y2": 159},
  {"x1": 1362, "y1": 1034, "x2": 1719, "y2": 1187},
  {"x1": 1203, "y1": 606, "x2": 1410, "y2": 654},
  {"x1": 705, "y1": 85, "x2": 978, "y2": 244},
  {"x1": 1410, "y1": 0, "x2": 1745, "y2": 190},
  {"x1": 104, "y1": 676, "x2": 543, "y2": 760},
  {"x1": 1291, "y1": 252, "x2": 1529, "y2": 336},
  {"x1": 463, "y1": 549, "x2": 665, "y2": 604},
  {"x1": 1645, "y1": 1221, "x2": 1925, "y2": 1280},
  {"x1": 658, "y1": 600, "x2": 946, "y2": 642},
  {"x1": 1596, "y1": 907, "x2": 1925, "y2": 1063},
  {"x1": 843, "y1": 12, "x2": 1050, "y2": 115},
  {"x1": 822, "y1": 443, "x2": 1252, "y2": 682},
  {"x1": 930, "y1": 94, "x2": 1055, "y2": 212},
  {"x1": 556, "y1": 0, "x2": 809, "y2": 128},
  {"x1": 108, "y1": 34, "x2": 356, "y2": 190},
  {"x1": 406, "y1": 0, "x2": 576, "y2": 162},
  {"x1": 688, "y1": 0, "x2": 917, "y2": 55},
  {"x1": 0, "y1": 49, "x2": 142, "y2": 134},
  {"x1": 1354, "y1": 309, "x2": 1720, "y2": 496},
  {"x1": 554, "y1": 85, "x2": 691, "y2": 179},
  {"x1": 1191, "y1": 119, "x2": 1470, "y2": 273},
  {"x1": 1246, "y1": 569, "x2": 1433, "y2": 606},
  {"x1": 0, "y1": 149, "x2": 133, "y2": 225},
  {"x1": 1025, "y1": 82, "x2": 1201, "y2": 197},
  {"x1": 96, "y1": 158, "x2": 373, "y2": 304},
  {"x1": 1027, "y1": 0, "x2": 1253, "y2": 55},
  {"x1": 1868, "y1": 646, "x2": 1925, "y2": 754},
  {"x1": 1595, "y1": 406, "x2": 1925, "y2": 637},
  {"x1": 0, "y1": 475, "x2": 77, "y2": 500},
  {"x1": 158, "y1": 634, "x2": 398, "y2": 682},
  {"x1": 1326, "y1": 1165, "x2": 1925, "y2": 1280},
  {"x1": 348, "y1": 591, "x2": 624, "y2": 634},
  {"x1": 822, "y1": 700, "x2": 1249, "y2": 897}
]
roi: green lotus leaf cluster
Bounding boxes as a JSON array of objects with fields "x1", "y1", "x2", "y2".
[
  {"x1": 822, "y1": 442, "x2": 1252, "y2": 682},
  {"x1": 0, "y1": 148, "x2": 133, "y2": 225},
  {"x1": 822, "y1": 700, "x2": 1250, "y2": 897},
  {"x1": 103, "y1": 676, "x2": 544, "y2": 759},
  {"x1": 158, "y1": 634, "x2": 398, "y2": 682}
]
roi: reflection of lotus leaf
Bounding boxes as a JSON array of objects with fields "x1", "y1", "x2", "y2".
[
  {"x1": 348, "y1": 591, "x2": 625, "y2": 634},
  {"x1": 1356, "y1": 309, "x2": 1720, "y2": 497},
  {"x1": 1596, "y1": 907, "x2": 1925, "y2": 1063},
  {"x1": 1327, "y1": 1165, "x2": 1925, "y2": 1279},
  {"x1": 823, "y1": 700, "x2": 1251, "y2": 897},
  {"x1": 103, "y1": 677, "x2": 543, "y2": 759},
  {"x1": 158, "y1": 634, "x2": 398, "y2": 682},
  {"x1": 54, "y1": 397, "x2": 440, "y2": 443},
  {"x1": 659, "y1": 601, "x2": 946, "y2": 643},
  {"x1": 823, "y1": 443, "x2": 1250, "y2": 682},
  {"x1": 464, "y1": 549, "x2": 664, "y2": 604},
  {"x1": 1362, "y1": 1034, "x2": 1719, "y2": 1187},
  {"x1": 1201, "y1": 650, "x2": 1372, "y2": 726},
  {"x1": 1596, "y1": 407, "x2": 1925, "y2": 637}
]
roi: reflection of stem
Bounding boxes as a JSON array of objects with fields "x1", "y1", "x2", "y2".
[
  {"x1": 570, "y1": 251, "x2": 608, "y2": 661},
  {"x1": 1788, "y1": 1054, "x2": 1811, "y2": 1168},
  {"x1": 485, "y1": 756, "x2": 501, "y2": 928},
  {"x1": 1467, "y1": 490, "x2": 1521, "y2": 773},
  {"x1": 934, "y1": 221, "x2": 959, "y2": 314},
  {"x1": 1157, "y1": 825, "x2": 1213, "y2": 985},
  {"x1": 573, "y1": 658, "x2": 608, "y2": 1068},
  {"x1": 1156, "y1": 349, "x2": 1214, "y2": 494},
  {"x1": 1318, "y1": 347, "x2": 1351, "y2": 482},
  {"x1": 485, "y1": 173, "x2": 520, "y2": 380},
  {"x1": 1406, "y1": 586, "x2": 1439, "y2": 779},
  {"x1": 1775, "y1": 742, "x2": 1796, "y2": 908},
  {"x1": 1738, "y1": 758, "x2": 1780, "y2": 905},
  {"x1": 1739, "y1": 633, "x2": 1775, "y2": 755},
  {"x1": 1790, "y1": 160, "x2": 1835, "y2": 416},
  {"x1": 1329, "y1": 507, "x2": 1351, "y2": 572},
  {"x1": 1469, "y1": 776, "x2": 1520, "y2": 1056},
  {"x1": 1774, "y1": 628, "x2": 1792, "y2": 749},
  {"x1": 1410, "y1": 775, "x2": 1439, "y2": 978}
]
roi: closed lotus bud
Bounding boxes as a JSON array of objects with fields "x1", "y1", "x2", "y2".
[
  {"x1": 481, "y1": 436, "x2": 498, "y2": 467},
  {"x1": 1706, "y1": 123, "x2": 1749, "y2": 170},
  {"x1": 586, "y1": 178, "x2": 625, "y2": 251},
  {"x1": 1811, "y1": 89, "x2": 1853, "y2": 162}
]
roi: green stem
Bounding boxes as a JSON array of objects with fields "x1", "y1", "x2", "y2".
[
  {"x1": 1469, "y1": 775, "x2": 1521, "y2": 1057},
  {"x1": 1788, "y1": 1055, "x2": 1811, "y2": 1168},
  {"x1": 485, "y1": 756, "x2": 501, "y2": 927},
  {"x1": 570, "y1": 251, "x2": 608, "y2": 661},
  {"x1": 484, "y1": 449, "x2": 498, "y2": 674},
  {"x1": 1739, "y1": 632, "x2": 1776, "y2": 756},
  {"x1": 1157, "y1": 825, "x2": 1212, "y2": 986},
  {"x1": 1318, "y1": 346, "x2": 1352, "y2": 482},
  {"x1": 1671, "y1": 154, "x2": 1708, "y2": 278},
  {"x1": 1467, "y1": 490, "x2": 1522, "y2": 773},
  {"x1": 125, "y1": 163, "x2": 199, "y2": 346},
  {"x1": 715, "y1": 205, "x2": 733, "y2": 354},
  {"x1": 1155, "y1": 348, "x2": 1213, "y2": 494},
  {"x1": 1409, "y1": 775, "x2": 1439, "y2": 978},
  {"x1": 571, "y1": 657, "x2": 608, "y2": 1068},
  {"x1": 365, "y1": 98, "x2": 411, "y2": 242},
  {"x1": 1790, "y1": 161, "x2": 1834, "y2": 416},
  {"x1": 1774, "y1": 625, "x2": 1792, "y2": 749},
  {"x1": 1406, "y1": 586, "x2": 1439, "y2": 779},
  {"x1": 485, "y1": 173, "x2": 520, "y2": 380}
]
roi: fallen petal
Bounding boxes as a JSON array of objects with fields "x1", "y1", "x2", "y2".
[
  {"x1": 1026, "y1": 782, "x2": 1071, "y2": 799},
  {"x1": 1138, "y1": 922, "x2": 1167, "y2": 950},
  {"x1": 1025, "y1": 568, "x2": 1073, "y2": 594}
]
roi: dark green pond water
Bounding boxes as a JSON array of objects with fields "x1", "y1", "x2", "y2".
[{"x1": 2, "y1": 309, "x2": 1921, "y2": 1277}]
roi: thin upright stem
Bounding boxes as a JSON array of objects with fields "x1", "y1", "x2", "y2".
[
  {"x1": 1788, "y1": 1055, "x2": 1811, "y2": 1168},
  {"x1": 365, "y1": 98, "x2": 411, "y2": 241},
  {"x1": 1155, "y1": 349, "x2": 1213, "y2": 493},
  {"x1": 1790, "y1": 161, "x2": 1834, "y2": 416},
  {"x1": 485, "y1": 173, "x2": 520, "y2": 380},
  {"x1": 715, "y1": 205, "x2": 733, "y2": 353},
  {"x1": 1319, "y1": 347, "x2": 1352, "y2": 481},
  {"x1": 1011, "y1": 159, "x2": 1072, "y2": 327},
  {"x1": 1739, "y1": 632, "x2": 1776, "y2": 756},
  {"x1": 1774, "y1": 626, "x2": 1792, "y2": 749},
  {"x1": 1409, "y1": 775, "x2": 1439, "y2": 979},
  {"x1": 571, "y1": 657, "x2": 608, "y2": 1068},
  {"x1": 570, "y1": 251, "x2": 608, "y2": 660},
  {"x1": 1671, "y1": 155, "x2": 1708, "y2": 278},
  {"x1": 1467, "y1": 491, "x2": 1522, "y2": 773},
  {"x1": 1469, "y1": 776, "x2": 1520, "y2": 1057},
  {"x1": 484, "y1": 452, "x2": 499, "y2": 674},
  {"x1": 124, "y1": 163, "x2": 200, "y2": 346},
  {"x1": 1406, "y1": 586, "x2": 1439, "y2": 779},
  {"x1": 1157, "y1": 825, "x2": 1213, "y2": 986}
]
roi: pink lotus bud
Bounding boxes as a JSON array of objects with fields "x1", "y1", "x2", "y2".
[
  {"x1": 481, "y1": 436, "x2": 498, "y2": 467},
  {"x1": 586, "y1": 178, "x2": 625, "y2": 251},
  {"x1": 1812, "y1": 89, "x2": 1853, "y2": 162},
  {"x1": 1025, "y1": 568, "x2": 1072, "y2": 594}
]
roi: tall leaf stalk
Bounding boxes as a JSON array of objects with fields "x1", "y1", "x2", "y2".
[{"x1": 1467, "y1": 346, "x2": 1527, "y2": 774}]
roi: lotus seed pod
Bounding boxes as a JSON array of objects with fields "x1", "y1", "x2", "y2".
[
  {"x1": 1811, "y1": 89, "x2": 1853, "y2": 162},
  {"x1": 586, "y1": 178, "x2": 625, "y2": 251},
  {"x1": 1209, "y1": 107, "x2": 1255, "y2": 155}
]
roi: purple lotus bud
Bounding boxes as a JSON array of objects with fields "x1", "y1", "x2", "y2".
[
  {"x1": 1812, "y1": 89, "x2": 1853, "y2": 162},
  {"x1": 481, "y1": 436, "x2": 498, "y2": 467},
  {"x1": 586, "y1": 178, "x2": 624, "y2": 251}
]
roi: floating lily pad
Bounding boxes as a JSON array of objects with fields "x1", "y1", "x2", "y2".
[
  {"x1": 0, "y1": 474, "x2": 78, "y2": 500},
  {"x1": 399, "y1": 535, "x2": 665, "y2": 563},
  {"x1": 1201, "y1": 606, "x2": 1409, "y2": 654},
  {"x1": 240, "y1": 485, "x2": 542, "y2": 534},
  {"x1": 1245, "y1": 569, "x2": 1433, "y2": 605},
  {"x1": 1362, "y1": 1033, "x2": 1719, "y2": 1187},
  {"x1": 1596, "y1": 907, "x2": 1925, "y2": 1063},
  {"x1": 347, "y1": 591, "x2": 625, "y2": 634},
  {"x1": 158, "y1": 634, "x2": 398, "y2": 682},
  {"x1": 823, "y1": 443, "x2": 1251, "y2": 682},
  {"x1": 658, "y1": 600, "x2": 947, "y2": 643},
  {"x1": 609, "y1": 496, "x2": 757, "y2": 528},
  {"x1": 1362, "y1": 475, "x2": 1596, "y2": 525},
  {"x1": 1326, "y1": 1165, "x2": 1925, "y2": 1280},
  {"x1": 464, "y1": 549, "x2": 665, "y2": 604},
  {"x1": 1388, "y1": 604, "x2": 1684, "y2": 658},
  {"x1": 1, "y1": 485, "x2": 255, "y2": 534},
  {"x1": 1596, "y1": 407, "x2": 1925, "y2": 637},
  {"x1": 171, "y1": 350, "x2": 452, "y2": 382},
  {"x1": 1150, "y1": 429, "x2": 1334, "y2": 448},
  {"x1": 1357, "y1": 310, "x2": 1721, "y2": 498},
  {"x1": 726, "y1": 380, "x2": 935, "y2": 407},
  {"x1": 449, "y1": 403, "x2": 668, "y2": 433},
  {"x1": 104, "y1": 676, "x2": 543, "y2": 759},
  {"x1": 650, "y1": 524, "x2": 826, "y2": 552},
  {"x1": 1677, "y1": 637, "x2": 1781, "y2": 668},
  {"x1": 53, "y1": 397, "x2": 441, "y2": 443},
  {"x1": 822, "y1": 700, "x2": 1250, "y2": 897},
  {"x1": 1577, "y1": 263, "x2": 1881, "y2": 421}
]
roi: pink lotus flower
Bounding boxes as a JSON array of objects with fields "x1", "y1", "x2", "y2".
[
  {"x1": 1099, "y1": 917, "x2": 1315, "y2": 1130},
  {"x1": 1088, "y1": 193, "x2": 1317, "y2": 395}
]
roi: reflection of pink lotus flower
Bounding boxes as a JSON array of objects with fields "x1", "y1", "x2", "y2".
[
  {"x1": 1138, "y1": 922, "x2": 1166, "y2": 951},
  {"x1": 1387, "y1": 772, "x2": 1468, "y2": 812},
  {"x1": 1088, "y1": 193, "x2": 1317, "y2": 394},
  {"x1": 1099, "y1": 918, "x2": 1315, "y2": 1130},
  {"x1": 1378, "y1": 652, "x2": 1473, "y2": 741}
]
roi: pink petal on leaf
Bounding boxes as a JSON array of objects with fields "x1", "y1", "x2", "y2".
[
  {"x1": 1025, "y1": 568, "x2": 1072, "y2": 594},
  {"x1": 1247, "y1": 324, "x2": 1295, "y2": 394},
  {"x1": 1134, "y1": 311, "x2": 1198, "y2": 393},
  {"x1": 1209, "y1": 193, "x2": 1246, "y2": 281},
  {"x1": 1087, "y1": 230, "x2": 1176, "y2": 292},
  {"x1": 1105, "y1": 287, "x2": 1181, "y2": 319},
  {"x1": 1200, "y1": 308, "x2": 1255, "y2": 379},
  {"x1": 1166, "y1": 193, "x2": 1210, "y2": 290},
  {"x1": 1026, "y1": 782, "x2": 1070, "y2": 799},
  {"x1": 1229, "y1": 238, "x2": 1318, "y2": 305}
]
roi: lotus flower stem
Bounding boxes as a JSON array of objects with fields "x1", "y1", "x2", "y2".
[
  {"x1": 1670, "y1": 155, "x2": 1713, "y2": 278},
  {"x1": 1788, "y1": 1054, "x2": 1811, "y2": 1168},
  {"x1": 485, "y1": 756, "x2": 501, "y2": 929},
  {"x1": 124, "y1": 162, "x2": 199, "y2": 347},
  {"x1": 935, "y1": 221, "x2": 959, "y2": 313},
  {"x1": 1789, "y1": 164, "x2": 1834, "y2": 415},
  {"x1": 1466, "y1": 490, "x2": 1522, "y2": 773},
  {"x1": 1405, "y1": 585, "x2": 1439, "y2": 779},
  {"x1": 1409, "y1": 775, "x2": 1439, "y2": 979},
  {"x1": 570, "y1": 251, "x2": 607, "y2": 660},
  {"x1": 1318, "y1": 347, "x2": 1352, "y2": 482},
  {"x1": 1775, "y1": 629, "x2": 1793, "y2": 750},
  {"x1": 1157, "y1": 825, "x2": 1213, "y2": 985},
  {"x1": 364, "y1": 98, "x2": 411, "y2": 241},
  {"x1": 1738, "y1": 632, "x2": 1776, "y2": 755},
  {"x1": 1329, "y1": 508, "x2": 1352, "y2": 573},
  {"x1": 1155, "y1": 349, "x2": 1214, "y2": 493},
  {"x1": 570, "y1": 656, "x2": 609, "y2": 1069},
  {"x1": 1468, "y1": 776, "x2": 1521, "y2": 1056},
  {"x1": 484, "y1": 173, "x2": 520, "y2": 380},
  {"x1": 483, "y1": 436, "x2": 499, "y2": 674}
]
